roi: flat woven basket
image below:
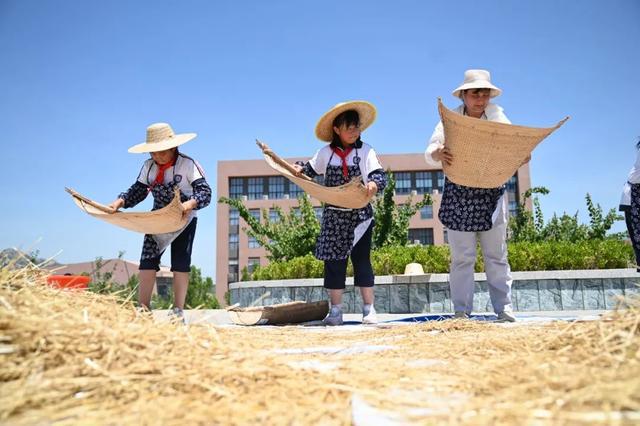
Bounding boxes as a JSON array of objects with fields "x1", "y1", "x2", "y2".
[
  {"x1": 439, "y1": 98, "x2": 569, "y2": 188},
  {"x1": 66, "y1": 187, "x2": 189, "y2": 234},
  {"x1": 256, "y1": 140, "x2": 372, "y2": 209}
]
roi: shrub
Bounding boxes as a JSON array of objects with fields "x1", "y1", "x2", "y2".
[{"x1": 245, "y1": 240, "x2": 634, "y2": 280}]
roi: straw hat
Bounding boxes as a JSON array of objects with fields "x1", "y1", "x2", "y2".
[
  {"x1": 128, "y1": 123, "x2": 197, "y2": 153},
  {"x1": 314, "y1": 101, "x2": 377, "y2": 142},
  {"x1": 404, "y1": 263, "x2": 425, "y2": 276},
  {"x1": 452, "y1": 69, "x2": 502, "y2": 99}
]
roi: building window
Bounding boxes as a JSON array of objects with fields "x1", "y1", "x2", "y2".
[
  {"x1": 269, "y1": 208, "x2": 281, "y2": 223},
  {"x1": 420, "y1": 205, "x2": 433, "y2": 219},
  {"x1": 395, "y1": 172, "x2": 411, "y2": 195},
  {"x1": 415, "y1": 172, "x2": 432, "y2": 194},
  {"x1": 248, "y1": 235, "x2": 261, "y2": 248},
  {"x1": 248, "y1": 208, "x2": 261, "y2": 222},
  {"x1": 228, "y1": 234, "x2": 239, "y2": 259},
  {"x1": 508, "y1": 201, "x2": 518, "y2": 217},
  {"x1": 229, "y1": 208, "x2": 239, "y2": 235},
  {"x1": 229, "y1": 177, "x2": 244, "y2": 199},
  {"x1": 408, "y1": 228, "x2": 434, "y2": 245},
  {"x1": 247, "y1": 257, "x2": 260, "y2": 273},
  {"x1": 436, "y1": 171, "x2": 445, "y2": 191},
  {"x1": 291, "y1": 207, "x2": 301, "y2": 217},
  {"x1": 268, "y1": 176, "x2": 285, "y2": 199},
  {"x1": 289, "y1": 182, "x2": 304, "y2": 198},
  {"x1": 228, "y1": 260, "x2": 239, "y2": 283},
  {"x1": 506, "y1": 175, "x2": 518, "y2": 193},
  {"x1": 314, "y1": 207, "x2": 323, "y2": 220},
  {"x1": 443, "y1": 228, "x2": 449, "y2": 244},
  {"x1": 247, "y1": 177, "x2": 264, "y2": 200}
]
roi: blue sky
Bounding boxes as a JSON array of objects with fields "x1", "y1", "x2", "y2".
[{"x1": 1, "y1": 0, "x2": 638, "y2": 279}]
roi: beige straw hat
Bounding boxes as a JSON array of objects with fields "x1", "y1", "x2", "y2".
[
  {"x1": 403, "y1": 263, "x2": 425, "y2": 276},
  {"x1": 452, "y1": 69, "x2": 502, "y2": 99},
  {"x1": 128, "y1": 123, "x2": 197, "y2": 153},
  {"x1": 314, "y1": 100, "x2": 377, "y2": 142}
]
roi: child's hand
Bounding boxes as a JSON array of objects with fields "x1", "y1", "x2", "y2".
[
  {"x1": 108, "y1": 198, "x2": 125, "y2": 212},
  {"x1": 366, "y1": 181, "x2": 378, "y2": 197},
  {"x1": 181, "y1": 199, "x2": 197, "y2": 218},
  {"x1": 291, "y1": 163, "x2": 303, "y2": 177}
]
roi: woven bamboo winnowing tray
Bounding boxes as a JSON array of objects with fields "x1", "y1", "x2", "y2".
[{"x1": 439, "y1": 98, "x2": 568, "y2": 188}]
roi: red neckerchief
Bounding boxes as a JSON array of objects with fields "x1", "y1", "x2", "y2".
[
  {"x1": 152, "y1": 156, "x2": 176, "y2": 187},
  {"x1": 331, "y1": 145, "x2": 354, "y2": 179}
]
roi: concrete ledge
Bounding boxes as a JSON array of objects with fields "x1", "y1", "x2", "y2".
[{"x1": 229, "y1": 269, "x2": 640, "y2": 314}]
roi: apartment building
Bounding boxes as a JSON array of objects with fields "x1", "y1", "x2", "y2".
[{"x1": 215, "y1": 153, "x2": 531, "y2": 303}]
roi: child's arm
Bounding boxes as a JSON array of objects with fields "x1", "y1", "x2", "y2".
[
  {"x1": 182, "y1": 158, "x2": 212, "y2": 215},
  {"x1": 291, "y1": 147, "x2": 326, "y2": 179},
  {"x1": 109, "y1": 181, "x2": 149, "y2": 211}
]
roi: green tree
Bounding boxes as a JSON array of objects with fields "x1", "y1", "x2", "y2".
[
  {"x1": 509, "y1": 188, "x2": 623, "y2": 243},
  {"x1": 372, "y1": 171, "x2": 432, "y2": 248},
  {"x1": 584, "y1": 193, "x2": 623, "y2": 240},
  {"x1": 185, "y1": 265, "x2": 219, "y2": 309},
  {"x1": 508, "y1": 186, "x2": 550, "y2": 242},
  {"x1": 219, "y1": 194, "x2": 320, "y2": 261}
]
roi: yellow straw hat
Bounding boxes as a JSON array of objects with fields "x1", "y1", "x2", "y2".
[
  {"x1": 314, "y1": 100, "x2": 377, "y2": 142},
  {"x1": 128, "y1": 122, "x2": 197, "y2": 153}
]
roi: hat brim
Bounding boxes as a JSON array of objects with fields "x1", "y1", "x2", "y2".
[
  {"x1": 452, "y1": 82, "x2": 502, "y2": 99},
  {"x1": 128, "y1": 133, "x2": 197, "y2": 153},
  {"x1": 315, "y1": 101, "x2": 377, "y2": 142}
]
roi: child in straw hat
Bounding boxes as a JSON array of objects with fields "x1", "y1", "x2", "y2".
[
  {"x1": 425, "y1": 69, "x2": 523, "y2": 323},
  {"x1": 109, "y1": 123, "x2": 212, "y2": 322},
  {"x1": 292, "y1": 101, "x2": 387, "y2": 325},
  {"x1": 619, "y1": 140, "x2": 640, "y2": 271}
]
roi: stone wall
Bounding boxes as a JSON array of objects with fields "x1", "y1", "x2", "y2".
[{"x1": 229, "y1": 269, "x2": 640, "y2": 314}]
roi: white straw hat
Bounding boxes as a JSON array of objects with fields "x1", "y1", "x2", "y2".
[
  {"x1": 315, "y1": 100, "x2": 377, "y2": 142},
  {"x1": 452, "y1": 69, "x2": 502, "y2": 99},
  {"x1": 128, "y1": 123, "x2": 197, "y2": 153}
]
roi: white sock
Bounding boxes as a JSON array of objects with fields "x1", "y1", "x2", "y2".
[
  {"x1": 331, "y1": 304, "x2": 342, "y2": 312},
  {"x1": 363, "y1": 304, "x2": 373, "y2": 315}
]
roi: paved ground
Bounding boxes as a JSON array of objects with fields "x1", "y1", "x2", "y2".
[{"x1": 153, "y1": 309, "x2": 609, "y2": 326}]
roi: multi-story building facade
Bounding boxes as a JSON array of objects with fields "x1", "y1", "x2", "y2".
[{"x1": 215, "y1": 153, "x2": 531, "y2": 303}]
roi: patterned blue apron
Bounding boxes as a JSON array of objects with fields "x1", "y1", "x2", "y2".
[
  {"x1": 438, "y1": 177, "x2": 505, "y2": 232},
  {"x1": 315, "y1": 152, "x2": 373, "y2": 261}
]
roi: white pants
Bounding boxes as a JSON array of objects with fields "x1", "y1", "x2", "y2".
[{"x1": 448, "y1": 223, "x2": 513, "y2": 314}]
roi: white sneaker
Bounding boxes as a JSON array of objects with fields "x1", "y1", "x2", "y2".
[
  {"x1": 362, "y1": 305, "x2": 378, "y2": 324},
  {"x1": 168, "y1": 307, "x2": 186, "y2": 325},
  {"x1": 324, "y1": 306, "x2": 343, "y2": 326},
  {"x1": 496, "y1": 311, "x2": 516, "y2": 323},
  {"x1": 453, "y1": 311, "x2": 470, "y2": 319}
]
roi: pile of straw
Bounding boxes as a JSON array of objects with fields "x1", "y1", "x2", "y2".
[{"x1": 1, "y1": 266, "x2": 639, "y2": 425}]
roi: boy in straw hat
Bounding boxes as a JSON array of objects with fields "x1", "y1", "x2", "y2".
[
  {"x1": 109, "y1": 123, "x2": 212, "y2": 322},
  {"x1": 425, "y1": 70, "x2": 523, "y2": 322},
  {"x1": 292, "y1": 101, "x2": 387, "y2": 325}
]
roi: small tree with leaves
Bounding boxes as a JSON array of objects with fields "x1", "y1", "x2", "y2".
[
  {"x1": 585, "y1": 193, "x2": 623, "y2": 240},
  {"x1": 508, "y1": 186, "x2": 550, "y2": 242},
  {"x1": 372, "y1": 171, "x2": 432, "y2": 248},
  {"x1": 219, "y1": 194, "x2": 320, "y2": 261}
]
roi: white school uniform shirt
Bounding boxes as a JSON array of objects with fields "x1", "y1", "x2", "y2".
[
  {"x1": 307, "y1": 142, "x2": 383, "y2": 184},
  {"x1": 137, "y1": 152, "x2": 206, "y2": 216},
  {"x1": 620, "y1": 149, "x2": 640, "y2": 206},
  {"x1": 424, "y1": 103, "x2": 511, "y2": 227}
]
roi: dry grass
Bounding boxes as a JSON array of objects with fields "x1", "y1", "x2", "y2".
[{"x1": 1, "y1": 265, "x2": 639, "y2": 425}]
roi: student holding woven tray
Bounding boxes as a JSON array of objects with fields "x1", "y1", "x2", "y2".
[
  {"x1": 619, "y1": 140, "x2": 640, "y2": 271},
  {"x1": 292, "y1": 101, "x2": 387, "y2": 326},
  {"x1": 424, "y1": 70, "x2": 518, "y2": 322},
  {"x1": 109, "y1": 123, "x2": 212, "y2": 322}
]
